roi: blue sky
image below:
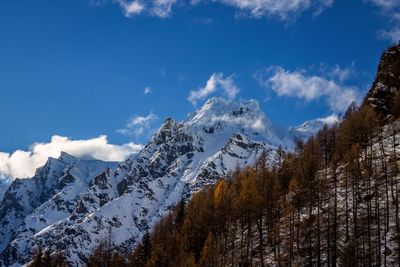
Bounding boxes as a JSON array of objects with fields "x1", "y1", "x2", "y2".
[{"x1": 0, "y1": 0, "x2": 399, "y2": 178}]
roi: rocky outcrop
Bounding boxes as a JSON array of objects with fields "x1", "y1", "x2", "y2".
[{"x1": 366, "y1": 43, "x2": 400, "y2": 117}]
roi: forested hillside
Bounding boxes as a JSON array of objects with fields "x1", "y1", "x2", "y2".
[
  {"x1": 28, "y1": 44, "x2": 400, "y2": 267},
  {"x1": 112, "y1": 103, "x2": 399, "y2": 266}
]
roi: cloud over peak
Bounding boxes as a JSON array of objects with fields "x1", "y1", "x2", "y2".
[
  {"x1": 188, "y1": 73, "x2": 239, "y2": 105},
  {"x1": 316, "y1": 114, "x2": 340, "y2": 125},
  {"x1": 0, "y1": 135, "x2": 142, "y2": 180}
]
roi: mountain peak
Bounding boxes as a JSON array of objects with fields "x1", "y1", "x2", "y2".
[
  {"x1": 288, "y1": 115, "x2": 340, "y2": 142},
  {"x1": 150, "y1": 117, "x2": 182, "y2": 145},
  {"x1": 183, "y1": 97, "x2": 283, "y2": 146},
  {"x1": 186, "y1": 98, "x2": 264, "y2": 127},
  {"x1": 365, "y1": 43, "x2": 400, "y2": 116},
  {"x1": 203, "y1": 96, "x2": 226, "y2": 105},
  {"x1": 200, "y1": 97, "x2": 260, "y2": 113},
  {"x1": 162, "y1": 117, "x2": 177, "y2": 127},
  {"x1": 32, "y1": 152, "x2": 77, "y2": 179},
  {"x1": 58, "y1": 151, "x2": 77, "y2": 163}
]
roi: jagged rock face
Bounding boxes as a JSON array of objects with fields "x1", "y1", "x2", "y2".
[
  {"x1": 0, "y1": 154, "x2": 117, "y2": 266},
  {"x1": 0, "y1": 98, "x2": 284, "y2": 266},
  {"x1": 0, "y1": 181, "x2": 10, "y2": 203},
  {"x1": 366, "y1": 43, "x2": 400, "y2": 116}
]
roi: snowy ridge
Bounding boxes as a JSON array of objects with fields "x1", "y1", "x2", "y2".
[
  {"x1": 0, "y1": 154, "x2": 117, "y2": 265},
  {"x1": 0, "y1": 98, "x2": 301, "y2": 266},
  {"x1": 288, "y1": 115, "x2": 340, "y2": 142}
]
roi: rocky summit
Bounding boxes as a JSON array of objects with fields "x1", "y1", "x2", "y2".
[{"x1": 366, "y1": 43, "x2": 400, "y2": 117}]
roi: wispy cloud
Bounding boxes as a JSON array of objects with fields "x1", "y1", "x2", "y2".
[
  {"x1": 103, "y1": 0, "x2": 333, "y2": 20},
  {"x1": 380, "y1": 27, "x2": 400, "y2": 42},
  {"x1": 257, "y1": 66, "x2": 360, "y2": 112},
  {"x1": 144, "y1": 86, "x2": 152, "y2": 95},
  {"x1": 192, "y1": 17, "x2": 214, "y2": 25},
  {"x1": 117, "y1": 0, "x2": 177, "y2": 18},
  {"x1": 367, "y1": 0, "x2": 400, "y2": 42},
  {"x1": 369, "y1": 0, "x2": 399, "y2": 9},
  {"x1": 328, "y1": 64, "x2": 355, "y2": 82},
  {"x1": 117, "y1": 111, "x2": 159, "y2": 137},
  {"x1": 188, "y1": 73, "x2": 239, "y2": 105},
  {"x1": 317, "y1": 114, "x2": 340, "y2": 125},
  {"x1": 0, "y1": 135, "x2": 142, "y2": 180},
  {"x1": 204, "y1": 0, "x2": 334, "y2": 20},
  {"x1": 119, "y1": 0, "x2": 145, "y2": 16}
]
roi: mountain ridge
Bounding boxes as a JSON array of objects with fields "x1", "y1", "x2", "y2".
[
  {"x1": 0, "y1": 97, "x2": 285, "y2": 266},
  {"x1": 0, "y1": 97, "x2": 339, "y2": 266}
]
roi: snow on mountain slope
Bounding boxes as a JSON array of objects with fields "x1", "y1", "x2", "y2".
[
  {"x1": 0, "y1": 180, "x2": 10, "y2": 203},
  {"x1": 184, "y1": 97, "x2": 284, "y2": 146},
  {"x1": 0, "y1": 153, "x2": 117, "y2": 263},
  {"x1": 288, "y1": 114, "x2": 340, "y2": 142},
  {"x1": 0, "y1": 98, "x2": 285, "y2": 266}
]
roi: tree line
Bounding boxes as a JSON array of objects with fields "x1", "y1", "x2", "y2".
[{"x1": 29, "y1": 93, "x2": 400, "y2": 266}]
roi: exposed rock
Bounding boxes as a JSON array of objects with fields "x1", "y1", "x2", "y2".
[{"x1": 365, "y1": 43, "x2": 400, "y2": 117}]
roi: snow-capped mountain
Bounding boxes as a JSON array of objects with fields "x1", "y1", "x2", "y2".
[
  {"x1": 0, "y1": 97, "x2": 293, "y2": 266},
  {"x1": 0, "y1": 153, "x2": 117, "y2": 266},
  {"x1": 288, "y1": 114, "x2": 340, "y2": 142}
]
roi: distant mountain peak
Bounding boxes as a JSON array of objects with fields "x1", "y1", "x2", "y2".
[{"x1": 288, "y1": 115, "x2": 340, "y2": 142}]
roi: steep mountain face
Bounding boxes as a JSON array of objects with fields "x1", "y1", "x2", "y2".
[
  {"x1": 0, "y1": 180, "x2": 10, "y2": 202},
  {"x1": 366, "y1": 43, "x2": 400, "y2": 116},
  {"x1": 0, "y1": 97, "x2": 285, "y2": 266},
  {"x1": 0, "y1": 154, "x2": 117, "y2": 266}
]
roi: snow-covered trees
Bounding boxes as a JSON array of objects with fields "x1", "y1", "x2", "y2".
[{"x1": 102, "y1": 102, "x2": 400, "y2": 266}]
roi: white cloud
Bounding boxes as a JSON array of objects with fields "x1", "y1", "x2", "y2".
[
  {"x1": 117, "y1": 111, "x2": 158, "y2": 136},
  {"x1": 195, "y1": 0, "x2": 333, "y2": 20},
  {"x1": 368, "y1": 0, "x2": 400, "y2": 42},
  {"x1": 188, "y1": 73, "x2": 239, "y2": 105},
  {"x1": 380, "y1": 26, "x2": 400, "y2": 42},
  {"x1": 151, "y1": 0, "x2": 177, "y2": 17},
  {"x1": 317, "y1": 114, "x2": 340, "y2": 125},
  {"x1": 292, "y1": 114, "x2": 340, "y2": 136},
  {"x1": 111, "y1": 0, "x2": 332, "y2": 20},
  {"x1": 144, "y1": 86, "x2": 152, "y2": 95},
  {"x1": 120, "y1": 0, "x2": 145, "y2": 16},
  {"x1": 0, "y1": 135, "x2": 142, "y2": 180},
  {"x1": 117, "y1": 0, "x2": 177, "y2": 18},
  {"x1": 369, "y1": 0, "x2": 399, "y2": 9},
  {"x1": 210, "y1": 114, "x2": 267, "y2": 132},
  {"x1": 258, "y1": 66, "x2": 360, "y2": 112},
  {"x1": 328, "y1": 64, "x2": 354, "y2": 82}
]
